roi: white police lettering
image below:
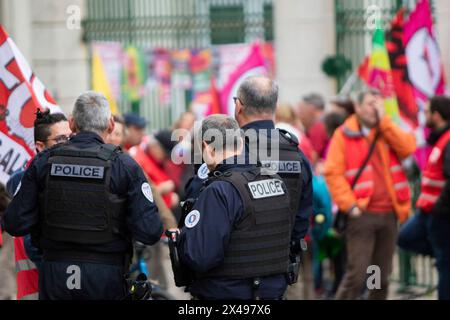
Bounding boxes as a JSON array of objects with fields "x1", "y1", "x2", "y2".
[
  {"x1": 260, "y1": 160, "x2": 301, "y2": 173},
  {"x1": 141, "y1": 182, "x2": 154, "y2": 203},
  {"x1": 197, "y1": 163, "x2": 209, "y2": 180},
  {"x1": 185, "y1": 210, "x2": 200, "y2": 228},
  {"x1": 248, "y1": 179, "x2": 285, "y2": 199},
  {"x1": 50, "y1": 164, "x2": 104, "y2": 179}
]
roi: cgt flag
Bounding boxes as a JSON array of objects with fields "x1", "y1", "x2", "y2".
[
  {"x1": 404, "y1": 0, "x2": 447, "y2": 108},
  {"x1": 0, "y1": 25, "x2": 62, "y2": 184},
  {"x1": 386, "y1": 8, "x2": 419, "y2": 129}
]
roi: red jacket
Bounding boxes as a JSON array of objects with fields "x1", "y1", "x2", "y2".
[
  {"x1": 417, "y1": 129, "x2": 450, "y2": 213},
  {"x1": 129, "y1": 146, "x2": 175, "y2": 207},
  {"x1": 14, "y1": 237, "x2": 39, "y2": 300}
]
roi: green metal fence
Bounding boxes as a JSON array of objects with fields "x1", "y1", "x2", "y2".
[{"x1": 83, "y1": 0, "x2": 273, "y2": 132}]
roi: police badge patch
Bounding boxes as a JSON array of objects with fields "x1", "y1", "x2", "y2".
[
  {"x1": 197, "y1": 163, "x2": 209, "y2": 180},
  {"x1": 141, "y1": 182, "x2": 154, "y2": 203},
  {"x1": 185, "y1": 210, "x2": 200, "y2": 228}
]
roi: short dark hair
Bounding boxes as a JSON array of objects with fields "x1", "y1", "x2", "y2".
[
  {"x1": 324, "y1": 112, "x2": 346, "y2": 138},
  {"x1": 34, "y1": 109, "x2": 67, "y2": 143},
  {"x1": 430, "y1": 95, "x2": 450, "y2": 121},
  {"x1": 237, "y1": 76, "x2": 278, "y2": 115},
  {"x1": 330, "y1": 95, "x2": 355, "y2": 116},
  {"x1": 302, "y1": 93, "x2": 325, "y2": 111}
]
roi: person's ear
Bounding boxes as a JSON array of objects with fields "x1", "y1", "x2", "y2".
[
  {"x1": 69, "y1": 116, "x2": 77, "y2": 133},
  {"x1": 237, "y1": 136, "x2": 244, "y2": 154},
  {"x1": 107, "y1": 116, "x2": 115, "y2": 134},
  {"x1": 35, "y1": 141, "x2": 46, "y2": 153},
  {"x1": 235, "y1": 100, "x2": 242, "y2": 118}
]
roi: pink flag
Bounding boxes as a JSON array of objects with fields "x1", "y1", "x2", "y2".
[
  {"x1": 220, "y1": 43, "x2": 268, "y2": 115},
  {"x1": 404, "y1": 0, "x2": 446, "y2": 104},
  {"x1": 404, "y1": 0, "x2": 448, "y2": 168}
]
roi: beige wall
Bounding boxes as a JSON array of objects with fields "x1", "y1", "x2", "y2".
[
  {"x1": 1, "y1": 0, "x2": 88, "y2": 114},
  {"x1": 435, "y1": 0, "x2": 450, "y2": 90},
  {"x1": 274, "y1": 0, "x2": 336, "y2": 106}
]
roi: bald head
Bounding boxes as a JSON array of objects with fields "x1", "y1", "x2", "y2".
[{"x1": 236, "y1": 75, "x2": 278, "y2": 116}]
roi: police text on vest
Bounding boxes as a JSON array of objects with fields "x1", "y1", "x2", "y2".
[
  {"x1": 248, "y1": 179, "x2": 285, "y2": 199},
  {"x1": 51, "y1": 164, "x2": 104, "y2": 179}
]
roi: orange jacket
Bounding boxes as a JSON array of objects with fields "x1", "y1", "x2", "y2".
[{"x1": 324, "y1": 115, "x2": 416, "y2": 222}]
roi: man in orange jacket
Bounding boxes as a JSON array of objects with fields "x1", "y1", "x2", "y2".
[{"x1": 324, "y1": 89, "x2": 416, "y2": 299}]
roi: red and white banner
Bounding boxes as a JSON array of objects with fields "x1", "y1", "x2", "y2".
[
  {"x1": 404, "y1": 0, "x2": 447, "y2": 108},
  {"x1": 0, "y1": 25, "x2": 61, "y2": 184}
]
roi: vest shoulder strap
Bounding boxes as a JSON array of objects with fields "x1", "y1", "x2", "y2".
[
  {"x1": 278, "y1": 128, "x2": 299, "y2": 148},
  {"x1": 209, "y1": 169, "x2": 258, "y2": 219},
  {"x1": 49, "y1": 143, "x2": 121, "y2": 161},
  {"x1": 98, "y1": 144, "x2": 122, "y2": 161}
]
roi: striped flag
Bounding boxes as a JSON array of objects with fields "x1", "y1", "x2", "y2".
[{"x1": 358, "y1": 25, "x2": 401, "y2": 124}]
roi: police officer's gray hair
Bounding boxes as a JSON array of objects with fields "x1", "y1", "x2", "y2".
[
  {"x1": 72, "y1": 91, "x2": 111, "y2": 134},
  {"x1": 200, "y1": 114, "x2": 242, "y2": 152},
  {"x1": 237, "y1": 75, "x2": 278, "y2": 115}
]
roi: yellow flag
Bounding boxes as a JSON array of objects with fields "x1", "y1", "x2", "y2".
[{"x1": 91, "y1": 48, "x2": 119, "y2": 114}]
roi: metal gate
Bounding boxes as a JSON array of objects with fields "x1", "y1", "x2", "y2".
[
  {"x1": 335, "y1": 0, "x2": 435, "y2": 90},
  {"x1": 82, "y1": 0, "x2": 273, "y2": 132}
]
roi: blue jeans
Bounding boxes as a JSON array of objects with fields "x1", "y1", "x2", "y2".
[
  {"x1": 429, "y1": 214, "x2": 450, "y2": 300},
  {"x1": 397, "y1": 211, "x2": 433, "y2": 257}
]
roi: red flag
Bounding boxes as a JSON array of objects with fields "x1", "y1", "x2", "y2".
[
  {"x1": 386, "y1": 8, "x2": 419, "y2": 128},
  {"x1": 357, "y1": 55, "x2": 370, "y2": 81},
  {"x1": 0, "y1": 25, "x2": 61, "y2": 184},
  {"x1": 208, "y1": 77, "x2": 221, "y2": 115},
  {"x1": 404, "y1": 0, "x2": 447, "y2": 102}
]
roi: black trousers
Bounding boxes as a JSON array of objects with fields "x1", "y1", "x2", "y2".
[{"x1": 39, "y1": 260, "x2": 127, "y2": 300}]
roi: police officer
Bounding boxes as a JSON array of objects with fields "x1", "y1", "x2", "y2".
[
  {"x1": 184, "y1": 77, "x2": 312, "y2": 259},
  {"x1": 2, "y1": 91, "x2": 163, "y2": 300},
  {"x1": 173, "y1": 114, "x2": 293, "y2": 300},
  {"x1": 233, "y1": 76, "x2": 312, "y2": 258}
]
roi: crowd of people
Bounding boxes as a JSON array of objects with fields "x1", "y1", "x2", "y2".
[{"x1": 0, "y1": 75, "x2": 449, "y2": 300}]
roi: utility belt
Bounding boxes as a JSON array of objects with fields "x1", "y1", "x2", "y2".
[{"x1": 43, "y1": 249, "x2": 130, "y2": 268}]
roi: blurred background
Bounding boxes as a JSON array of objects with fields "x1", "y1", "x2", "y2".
[
  {"x1": 1, "y1": 0, "x2": 448, "y2": 132},
  {"x1": 1, "y1": 0, "x2": 449, "y2": 300}
]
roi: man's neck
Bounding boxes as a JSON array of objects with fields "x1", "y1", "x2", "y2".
[
  {"x1": 208, "y1": 150, "x2": 240, "y2": 171},
  {"x1": 238, "y1": 114, "x2": 274, "y2": 128}
]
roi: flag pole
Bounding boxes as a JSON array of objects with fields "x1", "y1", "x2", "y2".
[{"x1": 338, "y1": 71, "x2": 358, "y2": 95}]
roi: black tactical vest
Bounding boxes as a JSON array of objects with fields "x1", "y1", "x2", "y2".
[
  {"x1": 200, "y1": 168, "x2": 293, "y2": 279},
  {"x1": 246, "y1": 128, "x2": 304, "y2": 222},
  {"x1": 39, "y1": 143, "x2": 128, "y2": 245}
]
